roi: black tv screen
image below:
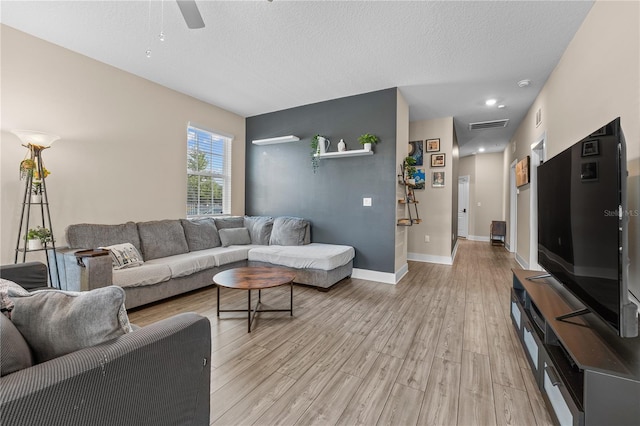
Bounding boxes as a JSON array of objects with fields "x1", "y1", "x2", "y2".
[{"x1": 537, "y1": 117, "x2": 637, "y2": 337}]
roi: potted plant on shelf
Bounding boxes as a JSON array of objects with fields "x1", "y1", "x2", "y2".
[
  {"x1": 403, "y1": 156, "x2": 417, "y2": 185},
  {"x1": 31, "y1": 181, "x2": 43, "y2": 203},
  {"x1": 26, "y1": 226, "x2": 53, "y2": 250},
  {"x1": 19, "y1": 159, "x2": 36, "y2": 180},
  {"x1": 311, "y1": 134, "x2": 323, "y2": 173},
  {"x1": 358, "y1": 133, "x2": 379, "y2": 152}
]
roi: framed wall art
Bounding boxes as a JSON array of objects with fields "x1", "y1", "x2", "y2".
[
  {"x1": 408, "y1": 140, "x2": 424, "y2": 166},
  {"x1": 516, "y1": 156, "x2": 530, "y2": 187},
  {"x1": 432, "y1": 171, "x2": 445, "y2": 188},
  {"x1": 431, "y1": 153, "x2": 445, "y2": 167},
  {"x1": 414, "y1": 168, "x2": 425, "y2": 189},
  {"x1": 426, "y1": 138, "x2": 440, "y2": 152}
]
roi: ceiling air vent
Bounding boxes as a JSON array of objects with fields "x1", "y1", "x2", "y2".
[{"x1": 468, "y1": 119, "x2": 509, "y2": 130}]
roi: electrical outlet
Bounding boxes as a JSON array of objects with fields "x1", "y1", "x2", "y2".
[
  {"x1": 363, "y1": 197, "x2": 372, "y2": 207},
  {"x1": 424, "y1": 235, "x2": 430, "y2": 243}
]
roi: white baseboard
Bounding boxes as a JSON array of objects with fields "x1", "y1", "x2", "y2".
[
  {"x1": 451, "y1": 239, "x2": 459, "y2": 263},
  {"x1": 515, "y1": 253, "x2": 529, "y2": 269},
  {"x1": 351, "y1": 268, "x2": 397, "y2": 285},
  {"x1": 408, "y1": 252, "x2": 454, "y2": 266},
  {"x1": 467, "y1": 235, "x2": 490, "y2": 242},
  {"x1": 395, "y1": 263, "x2": 409, "y2": 283}
]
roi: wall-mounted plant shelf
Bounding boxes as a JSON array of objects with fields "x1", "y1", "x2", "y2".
[{"x1": 314, "y1": 149, "x2": 374, "y2": 159}]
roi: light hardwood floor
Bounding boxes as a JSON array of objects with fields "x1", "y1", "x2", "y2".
[{"x1": 128, "y1": 239, "x2": 553, "y2": 426}]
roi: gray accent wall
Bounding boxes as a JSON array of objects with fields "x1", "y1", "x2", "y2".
[{"x1": 246, "y1": 88, "x2": 398, "y2": 273}]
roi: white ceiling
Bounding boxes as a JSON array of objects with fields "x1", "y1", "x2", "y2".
[{"x1": 0, "y1": 0, "x2": 594, "y2": 157}]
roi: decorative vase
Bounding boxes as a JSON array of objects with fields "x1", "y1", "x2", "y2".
[
  {"x1": 318, "y1": 136, "x2": 330, "y2": 154},
  {"x1": 27, "y1": 239, "x2": 42, "y2": 250},
  {"x1": 338, "y1": 139, "x2": 346, "y2": 152},
  {"x1": 31, "y1": 193, "x2": 42, "y2": 203},
  {"x1": 363, "y1": 143, "x2": 372, "y2": 152}
]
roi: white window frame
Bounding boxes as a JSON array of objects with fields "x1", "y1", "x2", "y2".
[{"x1": 186, "y1": 123, "x2": 233, "y2": 217}]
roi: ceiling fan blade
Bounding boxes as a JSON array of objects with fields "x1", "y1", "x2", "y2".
[{"x1": 176, "y1": 0, "x2": 205, "y2": 29}]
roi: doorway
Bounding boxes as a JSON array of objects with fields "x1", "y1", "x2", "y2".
[
  {"x1": 529, "y1": 133, "x2": 546, "y2": 270},
  {"x1": 509, "y1": 159, "x2": 517, "y2": 252},
  {"x1": 458, "y1": 176, "x2": 470, "y2": 238}
]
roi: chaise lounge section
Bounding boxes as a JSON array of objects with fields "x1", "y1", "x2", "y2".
[{"x1": 55, "y1": 216, "x2": 354, "y2": 309}]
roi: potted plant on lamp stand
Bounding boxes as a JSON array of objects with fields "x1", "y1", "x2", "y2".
[
  {"x1": 403, "y1": 156, "x2": 417, "y2": 185},
  {"x1": 26, "y1": 226, "x2": 53, "y2": 251}
]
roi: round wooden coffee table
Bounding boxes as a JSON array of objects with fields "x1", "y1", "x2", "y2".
[{"x1": 213, "y1": 266, "x2": 296, "y2": 332}]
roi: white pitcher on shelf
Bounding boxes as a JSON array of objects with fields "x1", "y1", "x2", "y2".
[{"x1": 317, "y1": 136, "x2": 330, "y2": 154}]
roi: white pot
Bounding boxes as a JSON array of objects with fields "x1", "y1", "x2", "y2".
[
  {"x1": 27, "y1": 239, "x2": 42, "y2": 250},
  {"x1": 407, "y1": 178, "x2": 416, "y2": 185},
  {"x1": 31, "y1": 194, "x2": 42, "y2": 203},
  {"x1": 363, "y1": 143, "x2": 372, "y2": 152}
]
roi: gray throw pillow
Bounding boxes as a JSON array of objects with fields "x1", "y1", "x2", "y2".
[
  {"x1": 213, "y1": 217, "x2": 245, "y2": 230},
  {"x1": 9, "y1": 286, "x2": 132, "y2": 364},
  {"x1": 244, "y1": 216, "x2": 274, "y2": 245},
  {"x1": 269, "y1": 217, "x2": 308, "y2": 246},
  {"x1": 0, "y1": 314, "x2": 33, "y2": 376},
  {"x1": 219, "y1": 228, "x2": 251, "y2": 247},
  {"x1": 180, "y1": 218, "x2": 221, "y2": 251},
  {"x1": 1, "y1": 279, "x2": 30, "y2": 318},
  {"x1": 137, "y1": 220, "x2": 189, "y2": 260}
]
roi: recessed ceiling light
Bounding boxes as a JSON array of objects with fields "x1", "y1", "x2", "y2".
[
  {"x1": 485, "y1": 99, "x2": 497, "y2": 106},
  {"x1": 498, "y1": 104, "x2": 506, "y2": 109},
  {"x1": 479, "y1": 147, "x2": 486, "y2": 152},
  {"x1": 517, "y1": 79, "x2": 531, "y2": 88}
]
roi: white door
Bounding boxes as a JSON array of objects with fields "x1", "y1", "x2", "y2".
[{"x1": 458, "y1": 176, "x2": 470, "y2": 238}]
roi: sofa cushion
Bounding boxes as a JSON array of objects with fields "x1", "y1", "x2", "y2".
[
  {"x1": 269, "y1": 217, "x2": 308, "y2": 246},
  {"x1": 180, "y1": 218, "x2": 221, "y2": 251},
  {"x1": 8, "y1": 286, "x2": 132, "y2": 363},
  {"x1": 211, "y1": 246, "x2": 256, "y2": 266},
  {"x1": 213, "y1": 216, "x2": 244, "y2": 230},
  {"x1": 66, "y1": 222, "x2": 141, "y2": 252},
  {"x1": 102, "y1": 242, "x2": 144, "y2": 269},
  {"x1": 145, "y1": 251, "x2": 217, "y2": 279},
  {"x1": 137, "y1": 220, "x2": 189, "y2": 261},
  {"x1": 244, "y1": 216, "x2": 274, "y2": 245},
  {"x1": 219, "y1": 228, "x2": 251, "y2": 247},
  {"x1": 0, "y1": 313, "x2": 33, "y2": 376},
  {"x1": 112, "y1": 264, "x2": 172, "y2": 288},
  {"x1": 248, "y1": 243, "x2": 355, "y2": 271}
]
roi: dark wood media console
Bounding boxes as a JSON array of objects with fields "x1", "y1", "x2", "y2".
[{"x1": 510, "y1": 269, "x2": 640, "y2": 426}]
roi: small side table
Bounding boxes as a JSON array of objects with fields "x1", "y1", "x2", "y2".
[{"x1": 213, "y1": 266, "x2": 295, "y2": 332}]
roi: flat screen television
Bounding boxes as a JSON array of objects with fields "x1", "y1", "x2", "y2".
[{"x1": 537, "y1": 117, "x2": 638, "y2": 338}]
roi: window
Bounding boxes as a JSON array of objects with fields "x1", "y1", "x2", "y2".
[{"x1": 187, "y1": 124, "x2": 232, "y2": 216}]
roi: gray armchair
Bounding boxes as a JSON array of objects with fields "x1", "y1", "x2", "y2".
[{"x1": 0, "y1": 262, "x2": 211, "y2": 426}]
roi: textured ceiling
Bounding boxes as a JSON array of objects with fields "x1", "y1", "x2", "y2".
[{"x1": 0, "y1": 0, "x2": 594, "y2": 157}]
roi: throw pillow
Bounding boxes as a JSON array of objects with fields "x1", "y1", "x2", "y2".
[
  {"x1": 218, "y1": 228, "x2": 251, "y2": 247},
  {"x1": 269, "y1": 217, "x2": 308, "y2": 246},
  {"x1": 0, "y1": 279, "x2": 30, "y2": 319},
  {"x1": 137, "y1": 220, "x2": 189, "y2": 260},
  {"x1": 244, "y1": 216, "x2": 274, "y2": 245},
  {"x1": 9, "y1": 286, "x2": 132, "y2": 364},
  {"x1": 101, "y1": 243, "x2": 144, "y2": 269},
  {"x1": 213, "y1": 216, "x2": 245, "y2": 230},
  {"x1": 0, "y1": 313, "x2": 33, "y2": 376},
  {"x1": 180, "y1": 218, "x2": 221, "y2": 251}
]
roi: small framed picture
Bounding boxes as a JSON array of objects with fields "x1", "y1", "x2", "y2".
[
  {"x1": 426, "y1": 138, "x2": 440, "y2": 152},
  {"x1": 516, "y1": 156, "x2": 530, "y2": 187},
  {"x1": 431, "y1": 153, "x2": 445, "y2": 167},
  {"x1": 432, "y1": 171, "x2": 445, "y2": 188},
  {"x1": 582, "y1": 139, "x2": 599, "y2": 157},
  {"x1": 581, "y1": 161, "x2": 598, "y2": 182}
]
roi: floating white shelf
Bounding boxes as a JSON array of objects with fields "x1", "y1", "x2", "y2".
[
  {"x1": 315, "y1": 149, "x2": 374, "y2": 159},
  {"x1": 252, "y1": 135, "x2": 300, "y2": 145}
]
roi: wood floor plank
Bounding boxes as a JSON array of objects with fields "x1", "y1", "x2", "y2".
[
  {"x1": 395, "y1": 337, "x2": 437, "y2": 392},
  {"x1": 493, "y1": 382, "x2": 538, "y2": 426},
  {"x1": 377, "y1": 383, "x2": 424, "y2": 426},
  {"x1": 520, "y1": 367, "x2": 554, "y2": 426},
  {"x1": 417, "y1": 356, "x2": 461, "y2": 426},
  {"x1": 295, "y1": 372, "x2": 362, "y2": 426},
  {"x1": 458, "y1": 350, "x2": 497, "y2": 426},
  {"x1": 463, "y1": 302, "x2": 489, "y2": 355},
  {"x1": 336, "y1": 353, "x2": 404, "y2": 426}
]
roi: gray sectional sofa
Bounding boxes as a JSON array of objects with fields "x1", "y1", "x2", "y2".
[{"x1": 55, "y1": 216, "x2": 355, "y2": 309}]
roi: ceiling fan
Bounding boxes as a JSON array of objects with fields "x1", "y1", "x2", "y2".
[{"x1": 176, "y1": 0, "x2": 205, "y2": 29}]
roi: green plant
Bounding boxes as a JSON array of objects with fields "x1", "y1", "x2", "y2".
[
  {"x1": 27, "y1": 226, "x2": 53, "y2": 244},
  {"x1": 403, "y1": 156, "x2": 417, "y2": 180},
  {"x1": 32, "y1": 181, "x2": 42, "y2": 195},
  {"x1": 358, "y1": 133, "x2": 379, "y2": 145},
  {"x1": 19, "y1": 159, "x2": 36, "y2": 180},
  {"x1": 310, "y1": 134, "x2": 321, "y2": 173}
]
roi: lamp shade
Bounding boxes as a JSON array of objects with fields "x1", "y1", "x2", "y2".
[{"x1": 11, "y1": 130, "x2": 61, "y2": 148}]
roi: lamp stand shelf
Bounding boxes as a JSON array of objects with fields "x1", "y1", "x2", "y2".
[
  {"x1": 397, "y1": 171, "x2": 422, "y2": 226},
  {"x1": 14, "y1": 144, "x2": 60, "y2": 288}
]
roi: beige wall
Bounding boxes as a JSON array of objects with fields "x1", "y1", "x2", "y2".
[
  {"x1": 0, "y1": 26, "x2": 246, "y2": 264},
  {"x1": 408, "y1": 117, "x2": 455, "y2": 262},
  {"x1": 395, "y1": 89, "x2": 409, "y2": 276},
  {"x1": 459, "y1": 153, "x2": 504, "y2": 239},
  {"x1": 503, "y1": 0, "x2": 639, "y2": 292}
]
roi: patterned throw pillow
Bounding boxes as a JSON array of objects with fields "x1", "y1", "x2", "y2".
[{"x1": 101, "y1": 243, "x2": 144, "y2": 269}]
